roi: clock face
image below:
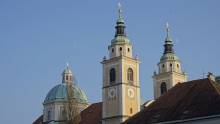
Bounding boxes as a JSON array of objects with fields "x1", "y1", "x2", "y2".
[
  {"x1": 108, "y1": 87, "x2": 116, "y2": 98},
  {"x1": 128, "y1": 88, "x2": 135, "y2": 98}
]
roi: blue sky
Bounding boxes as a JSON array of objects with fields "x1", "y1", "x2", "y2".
[{"x1": 0, "y1": 0, "x2": 219, "y2": 124}]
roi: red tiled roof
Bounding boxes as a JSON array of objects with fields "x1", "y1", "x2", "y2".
[
  {"x1": 32, "y1": 102, "x2": 102, "y2": 124},
  {"x1": 123, "y1": 78, "x2": 220, "y2": 124},
  {"x1": 80, "y1": 102, "x2": 102, "y2": 124}
]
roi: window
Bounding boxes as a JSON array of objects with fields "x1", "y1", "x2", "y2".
[
  {"x1": 177, "y1": 64, "x2": 179, "y2": 68},
  {"x1": 60, "y1": 107, "x2": 66, "y2": 120},
  {"x1": 112, "y1": 48, "x2": 114, "y2": 53},
  {"x1": 130, "y1": 108, "x2": 133, "y2": 114},
  {"x1": 127, "y1": 68, "x2": 134, "y2": 82},
  {"x1": 162, "y1": 64, "x2": 165, "y2": 68},
  {"x1": 170, "y1": 64, "x2": 173, "y2": 71},
  {"x1": 119, "y1": 47, "x2": 122, "y2": 51},
  {"x1": 110, "y1": 68, "x2": 116, "y2": 84},
  {"x1": 66, "y1": 75, "x2": 68, "y2": 80},
  {"x1": 47, "y1": 110, "x2": 51, "y2": 121},
  {"x1": 128, "y1": 48, "x2": 130, "y2": 52},
  {"x1": 160, "y1": 82, "x2": 167, "y2": 95}
]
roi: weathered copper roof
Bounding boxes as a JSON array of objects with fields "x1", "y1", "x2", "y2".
[
  {"x1": 33, "y1": 115, "x2": 43, "y2": 124},
  {"x1": 123, "y1": 78, "x2": 220, "y2": 124},
  {"x1": 44, "y1": 83, "x2": 88, "y2": 104}
]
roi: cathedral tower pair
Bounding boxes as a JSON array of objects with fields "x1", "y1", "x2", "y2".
[
  {"x1": 101, "y1": 3, "x2": 141, "y2": 124},
  {"x1": 101, "y1": 3, "x2": 188, "y2": 124},
  {"x1": 153, "y1": 23, "x2": 188, "y2": 99}
]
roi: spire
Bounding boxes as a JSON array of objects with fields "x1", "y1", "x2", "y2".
[
  {"x1": 164, "y1": 22, "x2": 174, "y2": 54},
  {"x1": 165, "y1": 22, "x2": 172, "y2": 42},
  {"x1": 118, "y1": 2, "x2": 123, "y2": 20},
  {"x1": 115, "y1": 2, "x2": 126, "y2": 37}
]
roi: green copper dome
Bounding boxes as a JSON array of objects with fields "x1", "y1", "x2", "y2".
[
  {"x1": 111, "y1": 2, "x2": 131, "y2": 46},
  {"x1": 160, "y1": 53, "x2": 179, "y2": 62},
  {"x1": 44, "y1": 83, "x2": 88, "y2": 104},
  {"x1": 111, "y1": 36, "x2": 131, "y2": 45},
  {"x1": 44, "y1": 65, "x2": 88, "y2": 105},
  {"x1": 117, "y1": 18, "x2": 125, "y2": 23}
]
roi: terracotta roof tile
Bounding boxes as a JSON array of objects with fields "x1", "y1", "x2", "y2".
[
  {"x1": 80, "y1": 102, "x2": 102, "y2": 124},
  {"x1": 123, "y1": 78, "x2": 220, "y2": 124}
]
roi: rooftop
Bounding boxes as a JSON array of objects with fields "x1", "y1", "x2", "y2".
[{"x1": 123, "y1": 78, "x2": 220, "y2": 124}]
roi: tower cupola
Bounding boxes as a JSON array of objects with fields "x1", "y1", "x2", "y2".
[
  {"x1": 62, "y1": 63, "x2": 73, "y2": 84},
  {"x1": 164, "y1": 22, "x2": 174, "y2": 54},
  {"x1": 115, "y1": 3, "x2": 126, "y2": 37},
  {"x1": 108, "y1": 3, "x2": 133, "y2": 58}
]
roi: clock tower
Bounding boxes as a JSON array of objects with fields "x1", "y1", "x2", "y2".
[{"x1": 101, "y1": 3, "x2": 140, "y2": 124}]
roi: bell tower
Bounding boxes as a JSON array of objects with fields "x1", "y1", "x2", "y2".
[
  {"x1": 101, "y1": 3, "x2": 140, "y2": 124},
  {"x1": 153, "y1": 23, "x2": 187, "y2": 99}
]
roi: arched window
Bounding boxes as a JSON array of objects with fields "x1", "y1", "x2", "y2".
[
  {"x1": 66, "y1": 75, "x2": 68, "y2": 80},
  {"x1": 60, "y1": 106, "x2": 66, "y2": 120},
  {"x1": 130, "y1": 108, "x2": 133, "y2": 114},
  {"x1": 110, "y1": 68, "x2": 116, "y2": 84},
  {"x1": 47, "y1": 110, "x2": 51, "y2": 121},
  {"x1": 69, "y1": 76, "x2": 72, "y2": 81},
  {"x1": 160, "y1": 82, "x2": 167, "y2": 95},
  {"x1": 127, "y1": 68, "x2": 134, "y2": 82},
  {"x1": 170, "y1": 63, "x2": 173, "y2": 71}
]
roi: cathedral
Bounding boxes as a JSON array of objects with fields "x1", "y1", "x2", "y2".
[{"x1": 33, "y1": 3, "x2": 220, "y2": 124}]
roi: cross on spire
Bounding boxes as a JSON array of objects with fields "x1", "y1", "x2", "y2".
[
  {"x1": 66, "y1": 62, "x2": 69, "y2": 68},
  {"x1": 165, "y1": 22, "x2": 172, "y2": 41},
  {"x1": 115, "y1": 2, "x2": 126, "y2": 37},
  {"x1": 166, "y1": 22, "x2": 170, "y2": 35},
  {"x1": 164, "y1": 22, "x2": 174, "y2": 54},
  {"x1": 118, "y1": 2, "x2": 123, "y2": 19}
]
